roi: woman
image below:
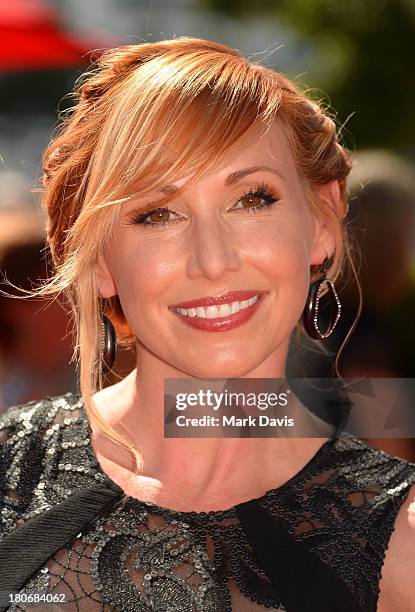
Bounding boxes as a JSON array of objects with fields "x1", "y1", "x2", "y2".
[{"x1": 1, "y1": 37, "x2": 415, "y2": 612}]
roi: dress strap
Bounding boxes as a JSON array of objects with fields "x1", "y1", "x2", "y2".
[
  {"x1": 0, "y1": 483, "x2": 122, "y2": 612},
  {"x1": 235, "y1": 498, "x2": 365, "y2": 612}
]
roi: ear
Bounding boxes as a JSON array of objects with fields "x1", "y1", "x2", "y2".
[
  {"x1": 94, "y1": 253, "x2": 117, "y2": 298},
  {"x1": 308, "y1": 180, "x2": 342, "y2": 267}
]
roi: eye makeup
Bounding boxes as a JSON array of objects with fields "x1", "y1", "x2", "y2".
[{"x1": 125, "y1": 182, "x2": 281, "y2": 229}]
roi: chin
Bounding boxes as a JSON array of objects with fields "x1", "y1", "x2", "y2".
[{"x1": 184, "y1": 362, "x2": 257, "y2": 379}]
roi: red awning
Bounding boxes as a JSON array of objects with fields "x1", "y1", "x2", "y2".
[{"x1": 0, "y1": 0, "x2": 111, "y2": 72}]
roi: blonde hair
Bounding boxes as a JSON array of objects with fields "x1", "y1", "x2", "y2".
[{"x1": 19, "y1": 37, "x2": 359, "y2": 471}]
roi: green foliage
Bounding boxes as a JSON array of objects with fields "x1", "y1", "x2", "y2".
[{"x1": 199, "y1": 0, "x2": 415, "y2": 154}]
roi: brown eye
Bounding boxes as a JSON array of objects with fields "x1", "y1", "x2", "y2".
[
  {"x1": 131, "y1": 207, "x2": 180, "y2": 227},
  {"x1": 233, "y1": 184, "x2": 279, "y2": 214},
  {"x1": 241, "y1": 195, "x2": 263, "y2": 209},
  {"x1": 147, "y1": 209, "x2": 170, "y2": 224}
]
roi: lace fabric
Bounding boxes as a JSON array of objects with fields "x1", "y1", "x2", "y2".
[{"x1": 1, "y1": 392, "x2": 415, "y2": 611}]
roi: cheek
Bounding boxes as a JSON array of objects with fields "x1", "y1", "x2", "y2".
[
  {"x1": 245, "y1": 215, "x2": 311, "y2": 281},
  {"x1": 106, "y1": 239, "x2": 173, "y2": 325},
  {"x1": 246, "y1": 218, "x2": 312, "y2": 330}
]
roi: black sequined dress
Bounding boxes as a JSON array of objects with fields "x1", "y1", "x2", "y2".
[{"x1": 1, "y1": 392, "x2": 415, "y2": 611}]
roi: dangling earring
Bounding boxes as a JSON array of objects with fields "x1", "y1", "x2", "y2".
[
  {"x1": 99, "y1": 297, "x2": 117, "y2": 371},
  {"x1": 302, "y1": 255, "x2": 341, "y2": 340}
]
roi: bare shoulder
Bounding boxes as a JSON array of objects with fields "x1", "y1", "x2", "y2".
[{"x1": 377, "y1": 482, "x2": 415, "y2": 612}]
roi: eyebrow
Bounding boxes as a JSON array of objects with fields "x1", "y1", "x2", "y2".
[{"x1": 158, "y1": 165, "x2": 284, "y2": 194}]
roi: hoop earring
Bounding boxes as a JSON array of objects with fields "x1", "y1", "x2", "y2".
[
  {"x1": 99, "y1": 298, "x2": 117, "y2": 371},
  {"x1": 302, "y1": 255, "x2": 341, "y2": 340}
]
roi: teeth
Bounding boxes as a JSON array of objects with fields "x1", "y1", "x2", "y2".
[
  {"x1": 205, "y1": 305, "x2": 219, "y2": 319},
  {"x1": 219, "y1": 303, "x2": 232, "y2": 317},
  {"x1": 175, "y1": 295, "x2": 260, "y2": 319}
]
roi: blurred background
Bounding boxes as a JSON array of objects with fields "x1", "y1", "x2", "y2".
[{"x1": 1, "y1": 0, "x2": 415, "y2": 459}]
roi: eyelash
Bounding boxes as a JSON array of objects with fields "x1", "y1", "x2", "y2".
[{"x1": 129, "y1": 182, "x2": 280, "y2": 229}]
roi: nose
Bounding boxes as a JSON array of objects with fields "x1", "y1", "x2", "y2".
[{"x1": 186, "y1": 217, "x2": 241, "y2": 280}]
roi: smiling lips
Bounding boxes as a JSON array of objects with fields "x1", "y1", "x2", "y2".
[{"x1": 168, "y1": 290, "x2": 267, "y2": 332}]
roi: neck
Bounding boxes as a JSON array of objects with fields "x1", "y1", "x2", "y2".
[{"x1": 90, "y1": 346, "x2": 332, "y2": 511}]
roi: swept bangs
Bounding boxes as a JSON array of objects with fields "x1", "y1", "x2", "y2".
[{"x1": 80, "y1": 51, "x2": 283, "y2": 226}]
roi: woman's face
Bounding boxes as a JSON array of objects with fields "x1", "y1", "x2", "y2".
[{"x1": 96, "y1": 120, "x2": 338, "y2": 378}]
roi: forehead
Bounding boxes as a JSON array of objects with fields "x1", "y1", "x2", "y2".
[
  {"x1": 163, "y1": 120, "x2": 299, "y2": 192},
  {"x1": 220, "y1": 120, "x2": 294, "y2": 169}
]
